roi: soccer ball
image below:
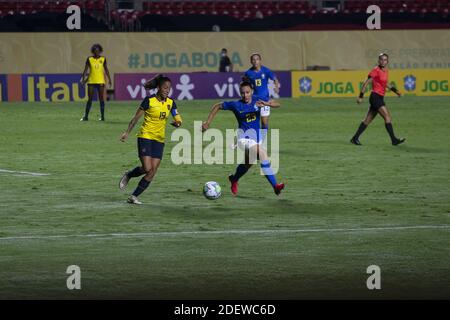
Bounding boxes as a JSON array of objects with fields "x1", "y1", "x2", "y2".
[{"x1": 203, "y1": 181, "x2": 222, "y2": 200}]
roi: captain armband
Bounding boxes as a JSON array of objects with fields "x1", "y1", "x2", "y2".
[{"x1": 173, "y1": 114, "x2": 182, "y2": 123}]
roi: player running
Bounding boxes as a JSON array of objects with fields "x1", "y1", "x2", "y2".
[
  {"x1": 119, "y1": 74, "x2": 182, "y2": 205},
  {"x1": 350, "y1": 53, "x2": 405, "y2": 146},
  {"x1": 243, "y1": 53, "x2": 280, "y2": 139},
  {"x1": 80, "y1": 43, "x2": 112, "y2": 121},
  {"x1": 201, "y1": 80, "x2": 285, "y2": 196}
]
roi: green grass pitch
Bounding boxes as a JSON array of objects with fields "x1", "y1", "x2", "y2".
[{"x1": 0, "y1": 96, "x2": 449, "y2": 299}]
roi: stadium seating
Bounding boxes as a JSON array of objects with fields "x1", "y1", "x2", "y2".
[
  {"x1": 0, "y1": 0, "x2": 108, "y2": 31},
  {"x1": 1, "y1": 0, "x2": 449, "y2": 32}
]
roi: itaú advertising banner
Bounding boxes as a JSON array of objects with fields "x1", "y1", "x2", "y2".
[
  {"x1": 114, "y1": 72, "x2": 292, "y2": 101},
  {"x1": 292, "y1": 69, "x2": 450, "y2": 98},
  {"x1": 21, "y1": 74, "x2": 88, "y2": 102}
]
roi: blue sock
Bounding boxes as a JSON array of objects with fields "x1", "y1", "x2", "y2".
[
  {"x1": 100, "y1": 101, "x2": 105, "y2": 118},
  {"x1": 127, "y1": 166, "x2": 145, "y2": 178},
  {"x1": 84, "y1": 100, "x2": 92, "y2": 118},
  {"x1": 233, "y1": 164, "x2": 249, "y2": 182},
  {"x1": 261, "y1": 160, "x2": 277, "y2": 187},
  {"x1": 132, "y1": 177, "x2": 151, "y2": 197}
]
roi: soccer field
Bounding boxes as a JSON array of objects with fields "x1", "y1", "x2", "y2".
[{"x1": 0, "y1": 96, "x2": 449, "y2": 299}]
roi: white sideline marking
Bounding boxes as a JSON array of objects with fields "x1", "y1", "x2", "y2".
[
  {"x1": 0, "y1": 169, "x2": 49, "y2": 176},
  {"x1": 0, "y1": 225, "x2": 449, "y2": 241}
]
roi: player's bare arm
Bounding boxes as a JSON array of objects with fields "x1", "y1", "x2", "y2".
[
  {"x1": 357, "y1": 77, "x2": 372, "y2": 104},
  {"x1": 120, "y1": 107, "x2": 145, "y2": 141},
  {"x1": 80, "y1": 59, "x2": 89, "y2": 84},
  {"x1": 388, "y1": 84, "x2": 402, "y2": 97},
  {"x1": 104, "y1": 59, "x2": 112, "y2": 88},
  {"x1": 256, "y1": 99, "x2": 280, "y2": 108},
  {"x1": 202, "y1": 103, "x2": 223, "y2": 132}
]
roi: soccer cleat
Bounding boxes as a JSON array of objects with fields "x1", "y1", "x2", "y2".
[
  {"x1": 350, "y1": 137, "x2": 362, "y2": 145},
  {"x1": 99, "y1": 117, "x2": 105, "y2": 121},
  {"x1": 228, "y1": 174, "x2": 238, "y2": 195},
  {"x1": 392, "y1": 138, "x2": 406, "y2": 146},
  {"x1": 119, "y1": 172, "x2": 130, "y2": 190},
  {"x1": 127, "y1": 195, "x2": 142, "y2": 205},
  {"x1": 274, "y1": 183, "x2": 285, "y2": 196},
  {"x1": 80, "y1": 117, "x2": 88, "y2": 121}
]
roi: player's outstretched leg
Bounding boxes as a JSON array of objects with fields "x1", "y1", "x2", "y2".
[
  {"x1": 99, "y1": 85, "x2": 106, "y2": 121},
  {"x1": 99, "y1": 101, "x2": 105, "y2": 121},
  {"x1": 229, "y1": 164, "x2": 251, "y2": 195},
  {"x1": 378, "y1": 106, "x2": 405, "y2": 146},
  {"x1": 81, "y1": 100, "x2": 92, "y2": 121},
  {"x1": 127, "y1": 157, "x2": 160, "y2": 205},
  {"x1": 128, "y1": 177, "x2": 151, "y2": 204},
  {"x1": 351, "y1": 109, "x2": 377, "y2": 145},
  {"x1": 385, "y1": 123, "x2": 405, "y2": 145},
  {"x1": 81, "y1": 84, "x2": 94, "y2": 121},
  {"x1": 260, "y1": 160, "x2": 284, "y2": 195},
  {"x1": 119, "y1": 166, "x2": 145, "y2": 190},
  {"x1": 350, "y1": 122, "x2": 366, "y2": 145}
]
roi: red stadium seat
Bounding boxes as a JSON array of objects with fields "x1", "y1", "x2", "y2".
[
  {"x1": 0, "y1": 2, "x2": 15, "y2": 11},
  {"x1": 86, "y1": 0, "x2": 96, "y2": 11}
]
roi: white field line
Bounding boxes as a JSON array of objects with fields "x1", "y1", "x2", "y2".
[
  {"x1": 0, "y1": 225, "x2": 449, "y2": 241},
  {"x1": 0, "y1": 169, "x2": 50, "y2": 176}
]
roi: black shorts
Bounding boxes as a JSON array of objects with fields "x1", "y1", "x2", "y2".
[
  {"x1": 87, "y1": 83, "x2": 104, "y2": 90},
  {"x1": 369, "y1": 92, "x2": 386, "y2": 111},
  {"x1": 137, "y1": 138, "x2": 165, "y2": 159}
]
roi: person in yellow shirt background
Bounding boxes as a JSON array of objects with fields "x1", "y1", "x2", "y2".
[
  {"x1": 119, "y1": 74, "x2": 183, "y2": 205},
  {"x1": 80, "y1": 43, "x2": 112, "y2": 121}
]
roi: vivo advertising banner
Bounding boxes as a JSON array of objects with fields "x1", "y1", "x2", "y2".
[{"x1": 114, "y1": 72, "x2": 292, "y2": 101}]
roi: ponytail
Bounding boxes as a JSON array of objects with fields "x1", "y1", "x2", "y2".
[{"x1": 144, "y1": 74, "x2": 164, "y2": 90}]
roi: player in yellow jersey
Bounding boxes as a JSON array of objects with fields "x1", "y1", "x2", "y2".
[
  {"x1": 80, "y1": 44, "x2": 112, "y2": 121},
  {"x1": 118, "y1": 74, "x2": 183, "y2": 205}
]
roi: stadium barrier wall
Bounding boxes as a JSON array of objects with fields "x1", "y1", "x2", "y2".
[
  {"x1": 114, "y1": 72, "x2": 292, "y2": 100},
  {"x1": 0, "y1": 70, "x2": 448, "y2": 102},
  {"x1": 0, "y1": 75, "x2": 7, "y2": 102},
  {"x1": 292, "y1": 69, "x2": 450, "y2": 98},
  {"x1": 0, "y1": 30, "x2": 449, "y2": 74}
]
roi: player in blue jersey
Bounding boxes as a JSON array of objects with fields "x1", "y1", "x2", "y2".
[
  {"x1": 243, "y1": 53, "x2": 280, "y2": 135},
  {"x1": 201, "y1": 81, "x2": 285, "y2": 196}
]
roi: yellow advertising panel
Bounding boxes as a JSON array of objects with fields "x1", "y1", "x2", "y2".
[{"x1": 292, "y1": 69, "x2": 450, "y2": 98}]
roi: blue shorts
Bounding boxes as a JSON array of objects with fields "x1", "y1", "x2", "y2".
[{"x1": 137, "y1": 138, "x2": 165, "y2": 159}]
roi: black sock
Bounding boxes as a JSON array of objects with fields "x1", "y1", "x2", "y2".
[
  {"x1": 84, "y1": 100, "x2": 92, "y2": 118},
  {"x1": 233, "y1": 164, "x2": 250, "y2": 182},
  {"x1": 100, "y1": 101, "x2": 105, "y2": 119},
  {"x1": 385, "y1": 123, "x2": 397, "y2": 142},
  {"x1": 127, "y1": 166, "x2": 145, "y2": 178},
  {"x1": 353, "y1": 122, "x2": 367, "y2": 139},
  {"x1": 132, "y1": 177, "x2": 151, "y2": 197}
]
